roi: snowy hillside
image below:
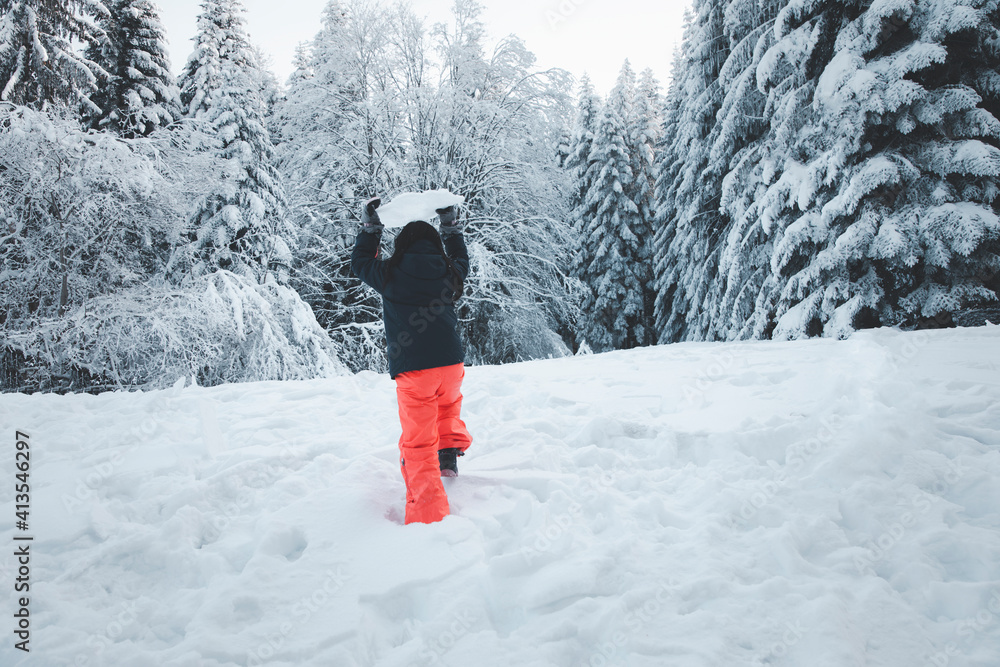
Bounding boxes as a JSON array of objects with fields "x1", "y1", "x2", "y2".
[{"x1": 3, "y1": 327, "x2": 1000, "y2": 666}]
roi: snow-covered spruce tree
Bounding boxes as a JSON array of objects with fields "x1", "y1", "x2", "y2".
[
  {"x1": 708, "y1": 0, "x2": 785, "y2": 341},
  {"x1": 0, "y1": 0, "x2": 108, "y2": 110},
  {"x1": 628, "y1": 67, "x2": 662, "y2": 346},
  {"x1": 651, "y1": 0, "x2": 730, "y2": 343},
  {"x1": 83, "y1": 0, "x2": 179, "y2": 137},
  {"x1": 555, "y1": 123, "x2": 572, "y2": 169},
  {"x1": 566, "y1": 76, "x2": 603, "y2": 232},
  {"x1": 250, "y1": 44, "x2": 281, "y2": 119},
  {"x1": 652, "y1": 0, "x2": 785, "y2": 343},
  {"x1": 649, "y1": 45, "x2": 686, "y2": 341},
  {"x1": 741, "y1": 0, "x2": 1000, "y2": 339},
  {"x1": 565, "y1": 75, "x2": 603, "y2": 350},
  {"x1": 175, "y1": 0, "x2": 293, "y2": 283},
  {"x1": 576, "y1": 61, "x2": 652, "y2": 351}
]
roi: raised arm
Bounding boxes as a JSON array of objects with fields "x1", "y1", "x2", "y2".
[
  {"x1": 351, "y1": 197, "x2": 388, "y2": 293},
  {"x1": 437, "y1": 205, "x2": 470, "y2": 280}
]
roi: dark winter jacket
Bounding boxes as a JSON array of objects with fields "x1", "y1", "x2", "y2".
[{"x1": 351, "y1": 230, "x2": 470, "y2": 378}]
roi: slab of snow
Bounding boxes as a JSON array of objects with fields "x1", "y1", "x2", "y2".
[
  {"x1": 377, "y1": 190, "x2": 465, "y2": 228},
  {"x1": 2, "y1": 327, "x2": 1000, "y2": 666}
]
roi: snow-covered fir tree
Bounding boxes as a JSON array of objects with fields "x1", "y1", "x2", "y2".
[
  {"x1": 566, "y1": 75, "x2": 603, "y2": 212},
  {"x1": 631, "y1": 69, "x2": 662, "y2": 227},
  {"x1": 566, "y1": 75, "x2": 604, "y2": 349},
  {"x1": 176, "y1": 0, "x2": 293, "y2": 283},
  {"x1": 576, "y1": 61, "x2": 654, "y2": 351},
  {"x1": 709, "y1": 0, "x2": 784, "y2": 340},
  {"x1": 627, "y1": 67, "x2": 662, "y2": 346},
  {"x1": 651, "y1": 0, "x2": 729, "y2": 343},
  {"x1": 735, "y1": 0, "x2": 1000, "y2": 338},
  {"x1": 84, "y1": 0, "x2": 179, "y2": 137},
  {"x1": 653, "y1": 0, "x2": 999, "y2": 342},
  {"x1": 653, "y1": 0, "x2": 783, "y2": 343},
  {"x1": 555, "y1": 124, "x2": 572, "y2": 169},
  {"x1": 250, "y1": 44, "x2": 281, "y2": 119},
  {"x1": 0, "y1": 0, "x2": 109, "y2": 110},
  {"x1": 649, "y1": 43, "x2": 686, "y2": 339}
]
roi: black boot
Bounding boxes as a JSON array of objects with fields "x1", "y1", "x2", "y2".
[{"x1": 438, "y1": 448, "x2": 464, "y2": 477}]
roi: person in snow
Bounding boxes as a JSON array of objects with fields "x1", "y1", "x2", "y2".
[{"x1": 351, "y1": 197, "x2": 473, "y2": 525}]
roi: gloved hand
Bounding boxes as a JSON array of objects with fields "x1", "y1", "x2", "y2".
[
  {"x1": 437, "y1": 205, "x2": 463, "y2": 236},
  {"x1": 361, "y1": 197, "x2": 383, "y2": 233}
]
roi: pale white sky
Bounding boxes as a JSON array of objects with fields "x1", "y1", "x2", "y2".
[{"x1": 158, "y1": 0, "x2": 690, "y2": 96}]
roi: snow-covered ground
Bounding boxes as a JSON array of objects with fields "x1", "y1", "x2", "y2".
[{"x1": 2, "y1": 327, "x2": 1000, "y2": 667}]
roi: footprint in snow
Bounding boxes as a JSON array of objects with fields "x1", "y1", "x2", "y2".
[
  {"x1": 258, "y1": 525, "x2": 308, "y2": 562},
  {"x1": 231, "y1": 596, "x2": 263, "y2": 623}
]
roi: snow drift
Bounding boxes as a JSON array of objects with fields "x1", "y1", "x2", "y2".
[{"x1": 1, "y1": 327, "x2": 999, "y2": 666}]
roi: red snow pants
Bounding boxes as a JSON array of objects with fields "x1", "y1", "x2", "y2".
[{"x1": 395, "y1": 363, "x2": 473, "y2": 525}]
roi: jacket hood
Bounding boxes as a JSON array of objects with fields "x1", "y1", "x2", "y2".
[{"x1": 396, "y1": 239, "x2": 449, "y2": 280}]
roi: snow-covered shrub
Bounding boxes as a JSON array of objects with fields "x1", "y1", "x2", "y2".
[
  {"x1": 327, "y1": 320, "x2": 390, "y2": 375},
  {"x1": 0, "y1": 104, "x2": 180, "y2": 326},
  {"x1": 462, "y1": 230, "x2": 576, "y2": 365},
  {"x1": 3, "y1": 271, "x2": 345, "y2": 393}
]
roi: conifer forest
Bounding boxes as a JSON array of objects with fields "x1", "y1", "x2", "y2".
[{"x1": 2, "y1": 0, "x2": 998, "y2": 392}]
